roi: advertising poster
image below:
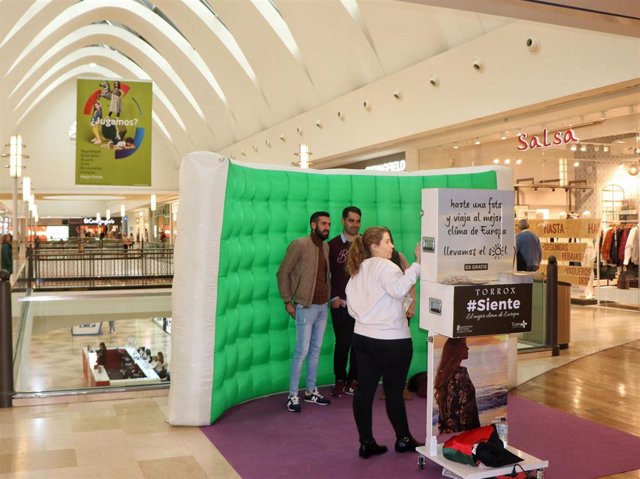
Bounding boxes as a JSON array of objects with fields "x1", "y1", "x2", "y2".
[
  {"x1": 431, "y1": 335, "x2": 508, "y2": 437},
  {"x1": 75, "y1": 78, "x2": 152, "y2": 186},
  {"x1": 421, "y1": 189, "x2": 515, "y2": 283}
]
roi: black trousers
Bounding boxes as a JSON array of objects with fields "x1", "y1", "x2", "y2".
[
  {"x1": 331, "y1": 306, "x2": 357, "y2": 381},
  {"x1": 352, "y1": 333, "x2": 413, "y2": 443}
]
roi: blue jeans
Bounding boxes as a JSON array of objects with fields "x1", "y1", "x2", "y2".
[{"x1": 289, "y1": 303, "x2": 328, "y2": 396}]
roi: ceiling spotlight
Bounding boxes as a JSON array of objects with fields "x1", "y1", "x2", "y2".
[
  {"x1": 570, "y1": 145, "x2": 577, "y2": 152},
  {"x1": 493, "y1": 158, "x2": 499, "y2": 164},
  {"x1": 453, "y1": 144, "x2": 459, "y2": 150},
  {"x1": 600, "y1": 111, "x2": 607, "y2": 120},
  {"x1": 296, "y1": 127, "x2": 303, "y2": 135},
  {"x1": 500, "y1": 132, "x2": 507, "y2": 140},
  {"x1": 504, "y1": 158, "x2": 511, "y2": 165},
  {"x1": 280, "y1": 134, "x2": 286, "y2": 142},
  {"x1": 603, "y1": 146, "x2": 610, "y2": 153},
  {"x1": 392, "y1": 89, "x2": 402, "y2": 100},
  {"x1": 89, "y1": 62, "x2": 97, "y2": 67},
  {"x1": 629, "y1": 165, "x2": 639, "y2": 176},
  {"x1": 515, "y1": 159, "x2": 522, "y2": 165},
  {"x1": 574, "y1": 161, "x2": 580, "y2": 167},
  {"x1": 580, "y1": 144, "x2": 587, "y2": 152},
  {"x1": 474, "y1": 138, "x2": 481, "y2": 145},
  {"x1": 635, "y1": 147, "x2": 640, "y2": 155}
]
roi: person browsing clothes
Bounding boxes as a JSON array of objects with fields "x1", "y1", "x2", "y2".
[
  {"x1": 345, "y1": 227, "x2": 424, "y2": 458},
  {"x1": 515, "y1": 218, "x2": 542, "y2": 271},
  {"x1": 277, "y1": 211, "x2": 333, "y2": 413}
]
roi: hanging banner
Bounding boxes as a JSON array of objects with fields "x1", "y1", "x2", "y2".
[{"x1": 75, "y1": 78, "x2": 152, "y2": 186}]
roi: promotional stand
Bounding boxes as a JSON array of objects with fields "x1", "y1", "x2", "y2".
[{"x1": 417, "y1": 189, "x2": 548, "y2": 477}]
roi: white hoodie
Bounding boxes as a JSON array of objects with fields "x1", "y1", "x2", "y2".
[{"x1": 346, "y1": 257, "x2": 420, "y2": 340}]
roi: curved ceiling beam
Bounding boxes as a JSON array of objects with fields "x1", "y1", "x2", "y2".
[
  {"x1": 8, "y1": 25, "x2": 199, "y2": 124},
  {"x1": 5, "y1": 24, "x2": 220, "y2": 151},
  {"x1": 213, "y1": 0, "x2": 321, "y2": 124},
  {"x1": 154, "y1": 0, "x2": 277, "y2": 139},
  {"x1": 4, "y1": 0, "x2": 241, "y2": 146}
]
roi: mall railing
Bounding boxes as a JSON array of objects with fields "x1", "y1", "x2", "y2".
[{"x1": 17, "y1": 246, "x2": 173, "y2": 291}]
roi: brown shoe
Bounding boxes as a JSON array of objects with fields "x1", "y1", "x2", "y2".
[
  {"x1": 331, "y1": 380, "x2": 345, "y2": 398},
  {"x1": 345, "y1": 380, "x2": 358, "y2": 396},
  {"x1": 403, "y1": 388, "x2": 413, "y2": 401}
]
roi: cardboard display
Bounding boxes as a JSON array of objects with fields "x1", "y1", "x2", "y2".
[{"x1": 421, "y1": 189, "x2": 515, "y2": 283}]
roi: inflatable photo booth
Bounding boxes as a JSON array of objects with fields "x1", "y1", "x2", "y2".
[{"x1": 168, "y1": 151, "x2": 512, "y2": 426}]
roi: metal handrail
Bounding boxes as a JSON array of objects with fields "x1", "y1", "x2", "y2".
[{"x1": 22, "y1": 247, "x2": 173, "y2": 291}]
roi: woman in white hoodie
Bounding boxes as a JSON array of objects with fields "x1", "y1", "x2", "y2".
[{"x1": 345, "y1": 226, "x2": 423, "y2": 459}]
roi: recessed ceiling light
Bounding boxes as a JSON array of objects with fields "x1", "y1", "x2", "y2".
[
  {"x1": 493, "y1": 158, "x2": 499, "y2": 164},
  {"x1": 504, "y1": 158, "x2": 511, "y2": 165},
  {"x1": 574, "y1": 161, "x2": 580, "y2": 167},
  {"x1": 515, "y1": 159, "x2": 522, "y2": 165},
  {"x1": 453, "y1": 144, "x2": 459, "y2": 150},
  {"x1": 474, "y1": 138, "x2": 481, "y2": 145}
]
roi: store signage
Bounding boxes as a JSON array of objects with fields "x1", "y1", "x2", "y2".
[
  {"x1": 83, "y1": 217, "x2": 115, "y2": 226},
  {"x1": 451, "y1": 283, "x2": 532, "y2": 337},
  {"x1": 557, "y1": 265, "x2": 592, "y2": 287},
  {"x1": 528, "y1": 218, "x2": 600, "y2": 239},
  {"x1": 541, "y1": 242, "x2": 587, "y2": 262},
  {"x1": 516, "y1": 128, "x2": 579, "y2": 151},
  {"x1": 421, "y1": 189, "x2": 515, "y2": 282}
]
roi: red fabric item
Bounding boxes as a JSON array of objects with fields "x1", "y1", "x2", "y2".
[{"x1": 443, "y1": 425, "x2": 494, "y2": 456}]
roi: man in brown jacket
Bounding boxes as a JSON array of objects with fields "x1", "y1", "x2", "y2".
[{"x1": 277, "y1": 211, "x2": 332, "y2": 412}]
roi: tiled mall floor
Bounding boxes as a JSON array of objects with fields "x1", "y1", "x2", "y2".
[{"x1": 2, "y1": 304, "x2": 640, "y2": 478}]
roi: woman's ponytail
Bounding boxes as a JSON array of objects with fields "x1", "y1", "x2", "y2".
[{"x1": 346, "y1": 236, "x2": 365, "y2": 276}]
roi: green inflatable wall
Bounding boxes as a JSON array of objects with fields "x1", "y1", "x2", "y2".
[{"x1": 211, "y1": 162, "x2": 498, "y2": 422}]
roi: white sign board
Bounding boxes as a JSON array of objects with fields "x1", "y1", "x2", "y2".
[{"x1": 421, "y1": 189, "x2": 515, "y2": 283}]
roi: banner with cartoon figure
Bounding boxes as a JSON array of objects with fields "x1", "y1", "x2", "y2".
[{"x1": 76, "y1": 79, "x2": 152, "y2": 186}]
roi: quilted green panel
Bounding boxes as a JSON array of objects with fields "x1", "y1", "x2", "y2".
[{"x1": 212, "y1": 165, "x2": 497, "y2": 421}]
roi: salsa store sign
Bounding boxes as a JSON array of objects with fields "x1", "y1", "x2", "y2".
[
  {"x1": 517, "y1": 128, "x2": 579, "y2": 152},
  {"x1": 452, "y1": 283, "x2": 532, "y2": 337}
]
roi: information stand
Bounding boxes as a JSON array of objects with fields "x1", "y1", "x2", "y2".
[{"x1": 418, "y1": 189, "x2": 548, "y2": 477}]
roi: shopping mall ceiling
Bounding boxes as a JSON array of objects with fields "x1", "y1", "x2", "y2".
[
  {"x1": 0, "y1": 0, "x2": 639, "y2": 213},
  {"x1": 0, "y1": 0, "x2": 519, "y2": 158},
  {"x1": 2, "y1": 0, "x2": 639, "y2": 159}
]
